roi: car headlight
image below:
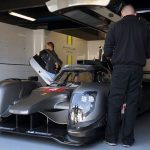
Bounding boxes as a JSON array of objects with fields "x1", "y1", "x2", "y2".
[
  {"x1": 70, "y1": 91, "x2": 97, "y2": 124},
  {"x1": 71, "y1": 107, "x2": 85, "y2": 123}
]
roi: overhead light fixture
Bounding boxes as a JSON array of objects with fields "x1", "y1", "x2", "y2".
[
  {"x1": 9, "y1": 11, "x2": 36, "y2": 21},
  {"x1": 136, "y1": 10, "x2": 150, "y2": 14}
]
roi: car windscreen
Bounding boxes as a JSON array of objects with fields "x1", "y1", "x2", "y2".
[{"x1": 54, "y1": 71, "x2": 93, "y2": 85}]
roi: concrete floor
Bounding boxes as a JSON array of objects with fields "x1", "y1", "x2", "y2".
[{"x1": 0, "y1": 111, "x2": 150, "y2": 150}]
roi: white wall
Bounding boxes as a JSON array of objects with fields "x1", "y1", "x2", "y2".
[
  {"x1": 0, "y1": 65, "x2": 35, "y2": 79},
  {"x1": 1, "y1": 22, "x2": 150, "y2": 82},
  {"x1": 0, "y1": 23, "x2": 88, "y2": 81},
  {"x1": 33, "y1": 29, "x2": 45, "y2": 55},
  {"x1": 0, "y1": 22, "x2": 36, "y2": 80},
  {"x1": 87, "y1": 40, "x2": 104, "y2": 60},
  {"x1": 0, "y1": 22, "x2": 34, "y2": 64}
]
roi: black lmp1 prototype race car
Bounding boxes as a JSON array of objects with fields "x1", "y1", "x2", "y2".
[
  {"x1": 0, "y1": 57, "x2": 111, "y2": 146},
  {"x1": 0, "y1": 54, "x2": 150, "y2": 146},
  {"x1": 0, "y1": 0, "x2": 150, "y2": 147}
]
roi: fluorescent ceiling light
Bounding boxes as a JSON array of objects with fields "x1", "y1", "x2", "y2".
[
  {"x1": 136, "y1": 10, "x2": 150, "y2": 14},
  {"x1": 9, "y1": 12, "x2": 36, "y2": 21}
]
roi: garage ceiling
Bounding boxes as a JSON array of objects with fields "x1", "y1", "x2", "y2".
[
  {"x1": 0, "y1": 0, "x2": 100, "y2": 40},
  {"x1": 0, "y1": 0, "x2": 149, "y2": 40},
  {"x1": 0, "y1": 0, "x2": 85, "y2": 30},
  {"x1": 109, "y1": 0, "x2": 150, "y2": 23},
  {"x1": 123, "y1": 0, "x2": 150, "y2": 23}
]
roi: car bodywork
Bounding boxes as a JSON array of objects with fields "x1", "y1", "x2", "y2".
[
  {"x1": 0, "y1": 57, "x2": 150, "y2": 146},
  {"x1": 0, "y1": 57, "x2": 110, "y2": 146},
  {"x1": 0, "y1": 0, "x2": 150, "y2": 146}
]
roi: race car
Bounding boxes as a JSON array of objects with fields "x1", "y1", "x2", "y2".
[
  {"x1": 0, "y1": 57, "x2": 110, "y2": 145},
  {"x1": 0, "y1": 55, "x2": 150, "y2": 146},
  {"x1": 0, "y1": 0, "x2": 150, "y2": 146}
]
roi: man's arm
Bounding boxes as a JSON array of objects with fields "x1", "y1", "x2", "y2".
[
  {"x1": 104, "y1": 24, "x2": 115, "y2": 58},
  {"x1": 51, "y1": 51, "x2": 63, "y2": 66}
]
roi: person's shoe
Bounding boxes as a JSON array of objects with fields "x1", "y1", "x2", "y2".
[
  {"x1": 104, "y1": 141, "x2": 117, "y2": 146},
  {"x1": 123, "y1": 144, "x2": 131, "y2": 148},
  {"x1": 122, "y1": 140, "x2": 134, "y2": 147}
]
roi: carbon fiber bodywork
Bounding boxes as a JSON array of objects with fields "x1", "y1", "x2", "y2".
[
  {"x1": 0, "y1": 62, "x2": 111, "y2": 146},
  {"x1": 0, "y1": 79, "x2": 41, "y2": 117},
  {"x1": 0, "y1": 62, "x2": 149, "y2": 146}
]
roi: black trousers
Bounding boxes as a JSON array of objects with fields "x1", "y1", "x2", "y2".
[{"x1": 105, "y1": 65, "x2": 143, "y2": 145}]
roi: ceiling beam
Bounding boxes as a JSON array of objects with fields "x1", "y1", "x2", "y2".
[
  {"x1": 0, "y1": 0, "x2": 48, "y2": 12},
  {"x1": 48, "y1": 21, "x2": 85, "y2": 30}
]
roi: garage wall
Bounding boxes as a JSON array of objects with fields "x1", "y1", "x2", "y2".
[
  {"x1": 87, "y1": 40, "x2": 104, "y2": 60},
  {"x1": 87, "y1": 40, "x2": 150, "y2": 79},
  {"x1": 143, "y1": 60, "x2": 150, "y2": 79},
  {"x1": 0, "y1": 22, "x2": 36, "y2": 80},
  {"x1": 45, "y1": 31, "x2": 87, "y2": 65},
  {"x1": 0, "y1": 23, "x2": 88, "y2": 81},
  {"x1": 33, "y1": 29, "x2": 45, "y2": 55},
  {"x1": 1, "y1": 22, "x2": 150, "y2": 82}
]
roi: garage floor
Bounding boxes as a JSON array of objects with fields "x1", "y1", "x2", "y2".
[{"x1": 0, "y1": 111, "x2": 150, "y2": 150}]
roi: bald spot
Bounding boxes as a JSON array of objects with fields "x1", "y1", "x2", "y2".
[{"x1": 121, "y1": 5, "x2": 136, "y2": 17}]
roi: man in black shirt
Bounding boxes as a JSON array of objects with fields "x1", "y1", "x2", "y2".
[
  {"x1": 104, "y1": 5, "x2": 150, "y2": 147},
  {"x1": 39, "y1": 42, "x2": 62, "y2": 74}
]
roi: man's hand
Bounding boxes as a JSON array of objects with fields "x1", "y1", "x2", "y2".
[{"x1": 55, "y1": 62, "x2": 59, "y2": 70}]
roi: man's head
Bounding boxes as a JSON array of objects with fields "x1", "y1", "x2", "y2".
[
  {"x1": 121, "y1": 5, "x2": 136, "y2": 17},
  {"x1": 46, "y1": 42, "x2": 54, "y2": 51}
]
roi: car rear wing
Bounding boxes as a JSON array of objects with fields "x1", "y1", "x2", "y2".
[{"x1": 46, "y1": 0, "x2": 120, "y2": 32}]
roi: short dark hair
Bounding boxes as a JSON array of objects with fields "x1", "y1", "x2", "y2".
[
  {"x1": 119, "y1": 4, "x2": 135, "y2": 15},
  {"x1": 121, "y1": 4, "x2": 135, "y2": 13},
  {"x1": 47, "y1": 42, "x2": 54, "y2": 49}
]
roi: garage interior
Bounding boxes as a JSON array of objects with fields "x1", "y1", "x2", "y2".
[{"x1": 0, "y1": 0, "x2": 149, "y2": 149}]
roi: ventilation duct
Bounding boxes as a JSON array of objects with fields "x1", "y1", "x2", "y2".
[{"x1": 46, "y1": 0, "x2": 120, "y2": 32}]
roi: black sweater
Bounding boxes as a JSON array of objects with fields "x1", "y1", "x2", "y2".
[
  {"x1": 104, "y1": 15, "x2": 150, "y2": 66},
  {"x1": 39, "y1": 49, "x2": 63, "y2": 73}
]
